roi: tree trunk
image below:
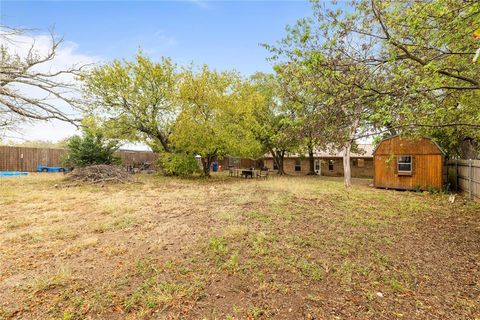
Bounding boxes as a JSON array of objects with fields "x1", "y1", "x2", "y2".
[
  {"x1": 342, "y1": 108, "x2": 361, "y2": 188},
  {"x1": 343, "y1": 143, "x2": 352, "y2": 188},
  {"x1": 307, "y1": 146, "x2": 316, "y2": 175},
  {"x1": 270, "y1": 149, "x2": 286, "y2": 175},
  {"x1": 278, "y1": 151, "x2": 286, "y2": 175},
  {"x1": 201, "y1": 149, "x2": 219, "y2": 177},
  {"x1": 202, "y1": 157, "x2": 213, "y2": 177},
  {"x1": 157, "y1": 133, "x2": 170, "y2": 153},
  {"x1": 139, "y1": 125, "x2": 170, "y2": 153}
]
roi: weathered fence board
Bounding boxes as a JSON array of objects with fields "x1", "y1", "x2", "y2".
[
  {"x1": 0, "y1": 146, "x2": 156, "y2": 172},
  {"x1": 447, "y1": 159, "x2": 480, "y2": 201}
]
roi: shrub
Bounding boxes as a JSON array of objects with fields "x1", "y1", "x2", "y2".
[
  {"x1": 62, "y1": 131, "x2": 121, "y2": 167},
  {"x1": 159, "y1": 153, "x2": 200, "y2": 176}
]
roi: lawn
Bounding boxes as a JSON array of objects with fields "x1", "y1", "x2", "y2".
[{"x1": 0, "y1": 173, "x2": 479, "y2": 320}]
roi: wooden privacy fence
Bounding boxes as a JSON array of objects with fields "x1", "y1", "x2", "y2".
[
  {"x1": 0, "y1": 146, "x2": 156, "y2": 172},
  {"x1": 117, "y1": 149, "x2": 157, "y2": 167},
  {"x1": 446, "y1": 159, "x2": 480, "y2": 201}
]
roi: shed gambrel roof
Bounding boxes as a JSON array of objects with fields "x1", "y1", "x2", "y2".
[{"x1": 372, "y1": 135, "x2": 446, "y2": 155}]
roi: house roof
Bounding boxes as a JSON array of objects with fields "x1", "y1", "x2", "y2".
[
  {"x1": 313, "y1": 144, "x2": 374, "y2": 158},
  {"x1": 265, "y1": 144, "x2": 374, "y2": 159}
]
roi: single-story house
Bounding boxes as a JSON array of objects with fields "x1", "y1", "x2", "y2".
[
  {"x1": 263, "y1": 144, "x2": 374, "y2": 178},
  {"x1": 373, "y1": 136, "x2": 445, "y2": 190},
  {"x1": 215, "y1": 156, "x2": 264, "y2": 171}
]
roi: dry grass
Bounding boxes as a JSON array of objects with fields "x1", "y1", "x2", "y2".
[{"x1": 0, "y1": 173, "x2": 479, "y2": 319}]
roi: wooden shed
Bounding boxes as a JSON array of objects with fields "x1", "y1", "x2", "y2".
[{"x1": 373, "y1": 136, "x2": 445, "y2": 191}]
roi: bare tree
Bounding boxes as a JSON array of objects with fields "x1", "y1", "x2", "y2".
[{"x1": 0, "y1": 26, "x2": 87, "y2": 129}]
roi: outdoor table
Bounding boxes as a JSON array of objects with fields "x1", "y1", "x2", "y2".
[
  {"x1": 229, "y1": 168, "x2": 268, "y2": 179},
  {"x1": 230, "y1": 168, "x2": 256, "y2": 178},
  {"x1": 241, "y1": 169, "x2": 254, "y2": 178}
]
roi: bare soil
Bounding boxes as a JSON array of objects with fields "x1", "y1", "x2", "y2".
[{"x1": 0, "y1": 174, "x2": 479, "y2": 319}]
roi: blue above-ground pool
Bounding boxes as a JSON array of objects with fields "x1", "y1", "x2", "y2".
[{"x1": 0, "y1": 171, "x2": 28, "y2": 177}]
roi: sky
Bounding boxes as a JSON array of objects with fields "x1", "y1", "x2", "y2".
[{"x1": 1, "y1": 0, "x2": 316, "y2": 148}]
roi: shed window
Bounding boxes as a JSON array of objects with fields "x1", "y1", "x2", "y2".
[
  {"x1": 294, "y1": 159, "x2": 301, "y2": 171},
  {"x1": 328, "y1": 160, "x2": 334, "y2": 171},
  {"x1": 397, "y1": 155, "x2": 412, "y2": 174}
]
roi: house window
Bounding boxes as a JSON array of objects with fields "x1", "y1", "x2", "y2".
[
  {"x1": 397, "y1": 155, "x2": 412, "y2": 174},
  {"x1": 273, "y1": 161, "x2": 278, "y2": 170},
  {"x1": 357, "y1": 158, "x2": 365, "y2": 168},
  {"x1": 294, "y1": 159, "x2": 301, "y2": 171},
  {"x1": 328, "y1": 160, "x2": 334, "y2": 171},
  {"x1": 228, "y1": 157, "x2": 240, "y2": 168}
]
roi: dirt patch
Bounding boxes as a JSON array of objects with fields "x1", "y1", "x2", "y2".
[{"x1": 0, "y1": 174, "x2": 479, "y2": 319}]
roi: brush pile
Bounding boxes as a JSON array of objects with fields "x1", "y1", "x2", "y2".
[{"x1": 67, "y1": 165, "x2": 132, "y2": 184}]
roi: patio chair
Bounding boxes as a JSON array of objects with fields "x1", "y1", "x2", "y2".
[{"x1": 257, "y1": 168, "x2": 269, "y2": 180}]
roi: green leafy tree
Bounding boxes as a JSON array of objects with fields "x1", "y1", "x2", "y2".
[
  {"x1": 247, "y1": 72, "x2": 301, "y2": 175},
  {"x1": 265, "y1": 9, "x2": 381, "y2": 186},
  {"x1": 82, "y1": 51, "x2": 178, "y2": 153},
  {"x1": 359, "y1": 0, "x2": 479, "y2": 158},
  {"x1": 171, "y1": 66, "x2": 262, "y2": 177},
  {"x1": 265, "y1": 0, "x2": 480, "y2": 186},
  {"x1": 319, "y1": 0, "x2": 480, "y2": 157},
  {"x1": 62, "y1": 130, "x2": 121, "y2": 167},
  {"x1": 275, "y1": 62, "x2": 338, "y2": 175}
]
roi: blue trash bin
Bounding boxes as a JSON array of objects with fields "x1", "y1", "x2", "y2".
[{"x1": 212, "y1": 162, "x2": 218, "y2": 172}]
